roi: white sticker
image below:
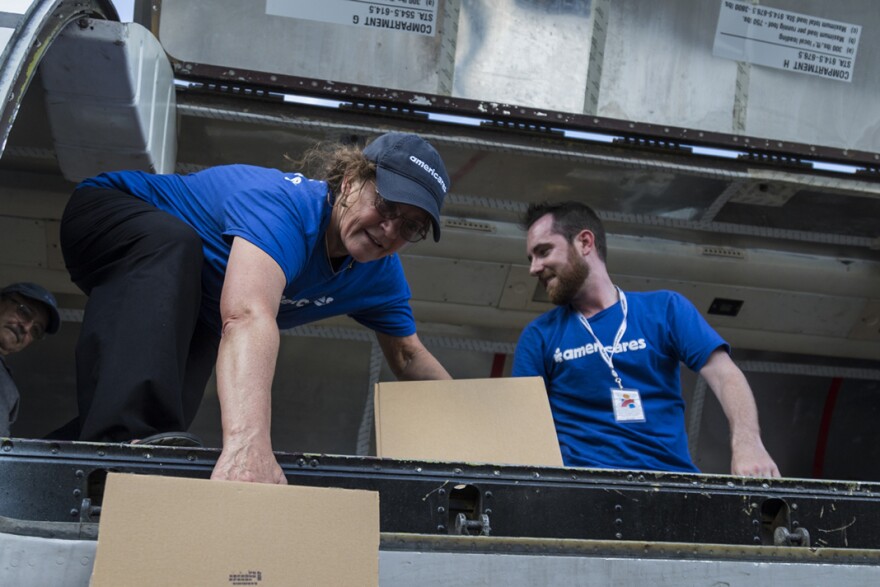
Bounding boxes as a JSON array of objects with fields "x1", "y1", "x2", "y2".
[
  {"x1": 266, "y1": 0, "x2": 439, "y2": 37},
  {"x1": 611, "y1": 388, "x2": 646, "y2": 423},
  {"x1": 713, "y1": 1, "x2": 861, "y2": 82}
]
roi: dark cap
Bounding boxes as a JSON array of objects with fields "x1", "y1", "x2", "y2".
[
  {"x1": 1, "y1": 282, "x2": 61, "y2": 335},
  {"x1": 363, "y1": 132, "x2": 450, "y2": 242}
]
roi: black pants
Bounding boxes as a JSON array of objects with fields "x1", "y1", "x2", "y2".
[{"x1": 59, "y1": 186, "x2": 220, "y2": 441}]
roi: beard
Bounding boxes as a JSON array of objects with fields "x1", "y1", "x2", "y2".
[{"x1": 544, "y1": 247, "x2": 590, "y2": 306}]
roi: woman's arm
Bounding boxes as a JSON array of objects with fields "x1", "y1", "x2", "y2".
[
  {"x1": 210, "y1": 237, "x2": 288, "y2": 484},
  {"x1": 375, "y1": 332, "x2": 451, "y2": 380}
]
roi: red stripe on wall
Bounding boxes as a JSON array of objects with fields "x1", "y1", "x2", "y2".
[
  {"x1": 812, "y1": 377, "x2": 843, "y2": 479},
  {"x1": 490, "y1": 353, "x2": 507, "y2": 378}
]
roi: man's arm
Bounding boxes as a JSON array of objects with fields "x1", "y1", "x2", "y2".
[
  {"x1": 375, "y1": 332, "x2": 451, "y2": 380},
  {"x1": 211, "y1": 237, "x2": 287, "y2": 484},
  {"x1": 699, "y1": 349, "x2": 780, "y2": 478}
]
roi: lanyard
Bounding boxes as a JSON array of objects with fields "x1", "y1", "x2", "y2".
[{"x1": 577, "y1": 287, "x2": 628, "y2": 389}]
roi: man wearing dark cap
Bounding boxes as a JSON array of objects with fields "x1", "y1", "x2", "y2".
[
  {"x1": 0, "y1": 282, "x2": 61, "y2": 437},
  {"x1": 60, "y1": 132, "x2": 452, "y2": 483}
]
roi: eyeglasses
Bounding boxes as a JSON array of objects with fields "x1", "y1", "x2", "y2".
[
  {"x1": 5, "y1": 297, "x2": 46, "y2": 341},
  {"x1": 372, "y1": 186, "x2": 431, "y2": 243}
]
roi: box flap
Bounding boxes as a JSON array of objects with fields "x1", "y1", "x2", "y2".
[
  {"x1": 90, "y1": 473, "x2": 379, "y2": 586},
  {"x1": 374, "y1": 376, "x2": 563, "y2": 467}
]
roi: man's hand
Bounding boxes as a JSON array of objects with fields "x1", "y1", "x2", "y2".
[
  {"x1": 211, "y1": 439, "x2": 287, "y2": 484},
  {"x1": 731, "y1": 437, "x2": 781, "y2": 478},
  {"x1": 700, "y1": 350, "x2": 780, "y2": 478}
]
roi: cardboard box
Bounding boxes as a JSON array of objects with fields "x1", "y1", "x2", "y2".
[
  {"x1": 374, "y1": 376, "x2": 563, "y2": 467},
  {"x1": 90, "y1": 473, "x2": 379, "y2": 586}
]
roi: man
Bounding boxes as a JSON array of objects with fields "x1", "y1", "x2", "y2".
[
  {"x1": 0, "y1": 282, "x2": 62, "y2": 437},
  {"x1": 512, "y1": 201, "x2": 779, "y2": 476}
]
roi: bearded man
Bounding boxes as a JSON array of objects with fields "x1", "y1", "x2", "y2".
[{"x1": 512, "y1": 201, "x2": 779, "y2": 476}]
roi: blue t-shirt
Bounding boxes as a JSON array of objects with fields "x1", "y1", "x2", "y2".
[
  {"x1": 80, "y1": 165, "x2": 416, "y2": 336},
  {"x1": 512, "y1": 290, "x2": 728, "y2": 473}
]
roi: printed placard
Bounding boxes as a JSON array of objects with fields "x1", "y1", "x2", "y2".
[
  {"x1": 266, "y1": 0, "x2": 439, "y2": 37},
  {"x1": 713, "y1": 1, "x2": 861, "y2": 82},
  {"x1": 611, "y1": 388, "x2": 646, "y2": 423}
]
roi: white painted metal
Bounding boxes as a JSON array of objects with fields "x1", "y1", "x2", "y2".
[
  {"x1": 155, "y1": 0, "x2": 880, "y2": 153},
  {"x1": 4, "y1": 530, "x2": 879, "y2": 587},
  {"x1": 600, "y1": 0, "x2": 880, "y2": 153},
  {"x1": 158, "y1": 0, "x2": 457, "y2": 96},
  {"x1": 380, "y1": 550, "x2": 880, "y2": 586},
  {"x1": 0, "y1": 532, "x2": 96, "y2": 586},
  {"x1": 41, "y1": 19, "x2": 176, "y2": 181},
  {"x1": 3, "y1": 1, "x2": 35, "y2": 15}
]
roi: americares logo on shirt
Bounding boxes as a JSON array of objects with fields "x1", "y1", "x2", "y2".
[
  {"x1": 553, "y1": 338, "x2": 647, "y2": 363},
  {"x1": 281, "y1": 296, "x2": 334, "y2": 308}
]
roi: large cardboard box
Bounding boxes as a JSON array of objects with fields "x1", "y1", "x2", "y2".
[
  {"x1": 90, "y1": 473, "x2": 379, "y2": 586},
  {"x1": 374, "y1": 376, "x2": 563, "y2": 467}
]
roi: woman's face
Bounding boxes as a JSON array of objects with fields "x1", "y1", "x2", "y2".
[{"x1": 327, "y1": 179, "x2": 431, "y2": 263}]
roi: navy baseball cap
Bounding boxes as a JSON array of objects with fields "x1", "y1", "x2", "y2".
[
  {"x1": 1, "y1": 282, "x2": 61, "y2": 334},
  {"x1": 363, "y1": 132, "x2": 450, "y2": 242}
]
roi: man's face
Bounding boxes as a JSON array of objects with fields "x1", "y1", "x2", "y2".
[
  {"x1": 526, "y1": 214, "x2": 589, "y2": 306},
  {"x1": 0, "y1": 294, "x2": 49, "y2": 356}
]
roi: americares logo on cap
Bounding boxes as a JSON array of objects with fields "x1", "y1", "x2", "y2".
[
  {"x1": 408, "y1": 155, "x2": 448, "y2": 194},
  {"x1": 363, "y1": 132, "x2": 451, "y2": 242}
]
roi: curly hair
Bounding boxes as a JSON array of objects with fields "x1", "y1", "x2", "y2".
[{"x1": 292, "y1": 141, "x2": 377, "y2": 207}]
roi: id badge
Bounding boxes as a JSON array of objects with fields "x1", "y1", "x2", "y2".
[{"x1": 611, "y1": 388, "x2": 646, "y2": 423}]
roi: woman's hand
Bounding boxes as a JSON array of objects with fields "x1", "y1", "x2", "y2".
[{"x1": 211, "y1": 435, "x2": 287, "y2": 484}]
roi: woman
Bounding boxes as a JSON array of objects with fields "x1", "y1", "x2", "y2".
[{"x1": 60, "y1": 132, "x2": 451, "y2": 483}]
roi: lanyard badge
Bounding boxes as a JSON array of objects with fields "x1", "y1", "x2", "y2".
[{"x1": 577, "y1": 287, "x2": 646, "y2": 424}]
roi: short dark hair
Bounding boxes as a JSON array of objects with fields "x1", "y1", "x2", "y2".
[{"x1": 524, "y1": 201, "x2": 607, "y2": 262}]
